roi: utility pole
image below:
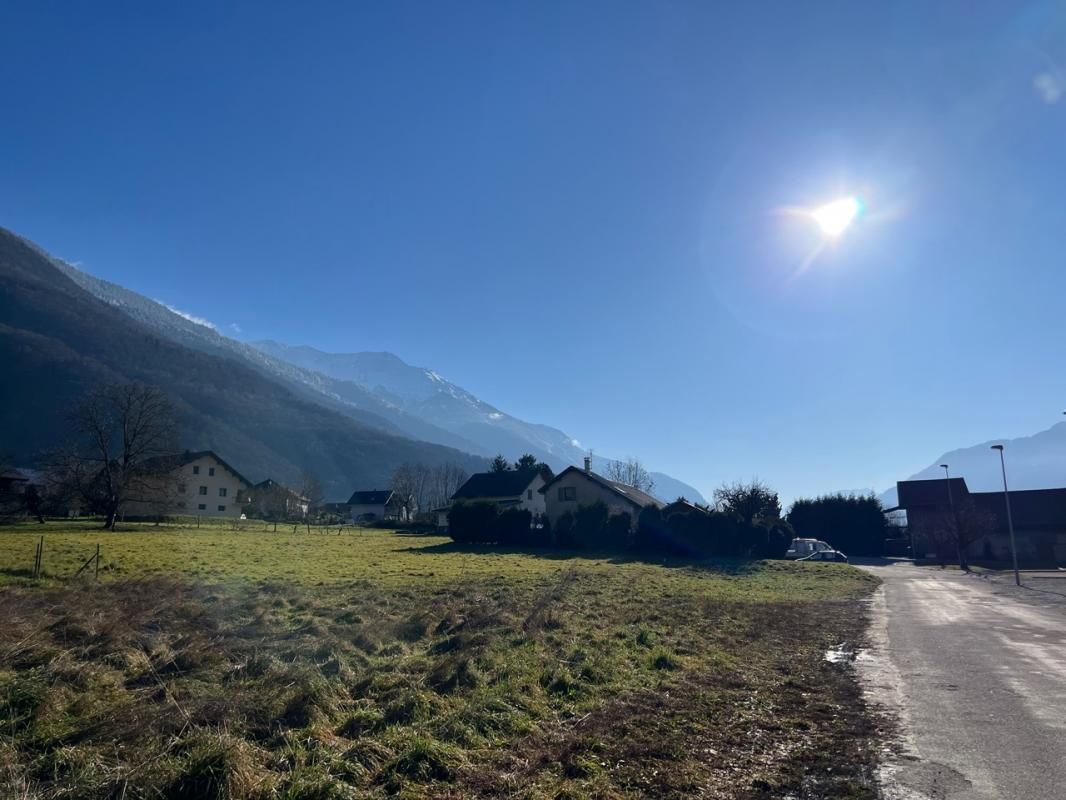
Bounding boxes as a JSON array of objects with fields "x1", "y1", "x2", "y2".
[
  {"x1": 940, "y1": 464, "x2": 966, "y2": 570},
  {"x1": 991, "y1": 444, "x2": 1021, "y2": 587}
]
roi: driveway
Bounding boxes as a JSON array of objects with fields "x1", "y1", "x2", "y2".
[{"x1": 857, "y1": 561, "x2": 1066, "y2": 799}]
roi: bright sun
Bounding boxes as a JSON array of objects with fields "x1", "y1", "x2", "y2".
[{"x1": 810, "y1": 196, "x2": 862, "y2": 238}]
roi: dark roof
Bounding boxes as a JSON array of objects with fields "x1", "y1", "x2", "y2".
[
  {"x1": 897, "y1": 477, "x2": 1066, "y2": 532},
  {"x1": 347, "y1": 489, "x2": 395, "y2": 505},
  {"x1": 142, "y1": 450, "x2": 252, "y2": 487},
  {"x1": 539, "y1": 466, "x2": 664, "y2": 510},
  {"x1": 662, "y1": 498, "x2": 712, "y2": 516},
  {"x1": 896, "y1": 478, "x2": 970, "y2": 508},
  {"x1": 972, "y1": 487, "x2": 1066, "y2": 531},
  {"x1": 0, "y1": 468, "x2": 29, "y2": 482},
  {"x1": 451, "y1": 468, "x2": 551, "y2": 501}
]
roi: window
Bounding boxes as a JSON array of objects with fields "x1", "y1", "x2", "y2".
[
  {"x1": 219, "y1": 487, "x2": 227, "y2": 497},
  {"x1": 527, "y1": 489, "x2": 533, "y2": 500},
  {"x1": 198, "y1": 503, "x2": 206, "y2": 510},
  {"x1": 199, "y1": 486, "x2": 208, "y2": 495},
  {"x1": 193, "y1": 466, "x2": 200, "y2": 475},
  {"x1": 218, "y1": 505, "x2": 226, "y2": 512},
  {"x1": 178, "y1": 483, "x2": 186, "y2": 494},
  {"x1": 209, "y1": 467, "x2": 215, "y2": 476},
  {"x1": 558, "y1": 486, "x2": 576, "y2": 502}
]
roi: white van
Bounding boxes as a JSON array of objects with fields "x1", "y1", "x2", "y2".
[{"x1": 785, "y1": 538, "x2": 833, "y2": 560}]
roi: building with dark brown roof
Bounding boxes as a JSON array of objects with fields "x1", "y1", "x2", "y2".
[{"x1": 893, "y1": 477, "x2": 1066, "y2": 563}]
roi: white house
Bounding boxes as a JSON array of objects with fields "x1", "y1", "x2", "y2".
[
  {"x1": 449, "y1": 466, "x2": 552, "y2": 515},
  {"x1": 347, "y1": 489, "x2": 409, "y2": 522},
  {"x1": 124, "y1": 450, "x2": 252, "y2": 519}
]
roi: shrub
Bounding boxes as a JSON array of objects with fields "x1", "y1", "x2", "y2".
[
  {"x1": 604, "y1": 512, "x2": 632, "y2": 549},
  {"x1": 635, "y1": 504, "x2": 671, "y2": 554},
  {"x1": 571, "y1": 501, "x2": 610, "y2": 550},
  {"x1": 447, "y1": 501, "x2": 497, "y2": 544},
  {"x1": 495, "y1": 508, "x2": 533, "y2": 546},
  {"x1": 554, "y1": 511, "x2": 576, "y2": 548},
  {"x1": 639, "y1": 506, "x2": 746, "y2": 558},
  {"x1": 787, "y1": 493, "x2": 888, "y2": 556}
]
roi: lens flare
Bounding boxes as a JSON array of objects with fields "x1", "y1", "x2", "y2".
[{"x1": 810, "y1": 196, "x2": 863, "y2": 238}]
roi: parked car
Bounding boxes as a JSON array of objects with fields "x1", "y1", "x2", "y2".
[
  {"x1": 785, "y1": 538, "x2": 833, "y2": 560},
  {"x1": 798, "y1": 549, "x2": 849, "y2": 563}
]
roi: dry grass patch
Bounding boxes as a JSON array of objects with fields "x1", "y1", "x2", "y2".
[{"x1": 0, "y1": 526, "x2": 879, "y2": 798}]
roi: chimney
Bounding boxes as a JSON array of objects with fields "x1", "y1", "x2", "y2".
[{"x1": 583, "y1": 456, "x2": 591, "y2": 474}]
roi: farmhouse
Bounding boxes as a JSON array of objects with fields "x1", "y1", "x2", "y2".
[
  {"x1": 125, "y1": 450, "x2": 252, "y2": 519},
  {"x1": 347, "y1": 489, "x2": 409, "y2": 522},
  {"x1": 450, "y1": 467, "x2": 552, "y2": 516},
  {"x1": 540, "y1": 458, "x2": 662, "y2": 528}
]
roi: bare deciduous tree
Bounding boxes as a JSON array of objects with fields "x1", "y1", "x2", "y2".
[
  {"x1": 605, "y1": 457, "x2": 656, "y2": 495},
  {"x1": 390, "y1": 463, "x2": 419, "y2": 520},
  {"x1": 49, "y1": 383, "x2": 178, "y2": 530},
  {"x1": 430, "y1": 462, "x2": 468, "y2": 510},
  {"x1": 299, "y1": 472, "x2": 324, "y2": 517},
  {"x1": 246, "y1": 482, "x2": 292, "y2": 531},
  {"x1": 391, "y1": 461, "x2": 470, "y2": 520}
]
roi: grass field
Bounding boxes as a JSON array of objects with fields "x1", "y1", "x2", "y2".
[{"x1": 0, "y1": 521, "x2": 881, "y2": 799}]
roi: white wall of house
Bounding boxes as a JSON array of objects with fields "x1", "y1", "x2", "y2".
[
  {"x1": 542, "y1": 470, "x2": 641, "y2": 527},
  {"x1": 350, "y1": 503, "x2": 388, "y2": 521},
  {"x1": 125, "y1": 453, "x2": 249, "y2": 519},
  {"x1": 460, "y1": 473, "x2": 549, "y2": 515}
]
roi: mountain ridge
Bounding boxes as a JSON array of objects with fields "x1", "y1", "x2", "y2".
[
  {"x1": 13, "y1": 227, "x2": 705, "y2": 503},
  {"x1": 0, "y1": 226, "x2": 488, "y2": 500},
  {"x1": 249, "y1": 340, "x2": 708, "y2": 504},
  {"x1": 879, "y1": 422, "x2": 1066, "y2": 508}
]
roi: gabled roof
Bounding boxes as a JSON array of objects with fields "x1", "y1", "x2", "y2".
[
  {"x1": 539, "y1": 466, "x2": 664, "y2": 510},
  {"x1": 662, "y1": 498, "x2": 712, "y2": 516},
  {"x1": 347, "y1": 489, "x2": 395, "y2": 506},
  {"x1": 142, "y1": 450, "x2": 253, "y2": 487},
  {"x1": 451, "y1": 467, "x2": 551, "y2": 501}
]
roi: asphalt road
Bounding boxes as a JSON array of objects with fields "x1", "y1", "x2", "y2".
[{"x1": 857, "y1": 561, "x2": 1066, "y2": 800}]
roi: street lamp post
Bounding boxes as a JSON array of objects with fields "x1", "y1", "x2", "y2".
[
  {"x1": 990, "y1": 444, "x2": 1021, "y2": 587},
  {"x1": 940, "y1": 463, "x2": 964, "y2": 568}
]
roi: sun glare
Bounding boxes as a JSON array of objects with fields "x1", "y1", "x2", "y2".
[{"x1": 811, "y1": 196, "x2": 862, "y2": 238}]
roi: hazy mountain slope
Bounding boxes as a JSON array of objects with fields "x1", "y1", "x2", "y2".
[
  {"x1": 51, "y1": 260, "x2": 487, "y2": 456},
  {"x1": 0, "y1": 227, "x2": 486, "y2": 499},
  {"x1": 880, "y1": 423, "x2": 1066, "y2": 507},
  {"x1": 252, "y1": 341, "x2": 708, "y2": 503}
]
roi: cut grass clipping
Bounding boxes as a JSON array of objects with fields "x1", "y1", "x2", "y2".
[{"x1": 0, "y1": 523, "x2": 880, "y2": 798}]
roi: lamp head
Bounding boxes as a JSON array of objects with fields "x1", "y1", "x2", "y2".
[{"x1": 991, "y1": 444, "x2": 1004, "y2": 452}]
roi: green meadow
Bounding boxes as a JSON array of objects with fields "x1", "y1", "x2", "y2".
[{"x1": 0, "y1": 522, "x2": 880, "y2": 799}]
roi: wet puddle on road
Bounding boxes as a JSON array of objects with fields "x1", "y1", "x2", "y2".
[{"x1": 825, "y1": 642, "x2": 873, "y2": 664}]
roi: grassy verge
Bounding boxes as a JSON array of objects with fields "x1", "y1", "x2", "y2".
[{"x1": 0, "y1": 523, "x2": 880, "y2": 798}]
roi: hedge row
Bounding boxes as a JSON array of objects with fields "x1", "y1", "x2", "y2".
[{"x1": 448, "y1": 500, "x2": 791, "y2": 559}]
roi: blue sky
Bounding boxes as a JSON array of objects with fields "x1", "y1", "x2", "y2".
[{"x1": 3, "y1": 1, "x2": 1066, "y2": 502}]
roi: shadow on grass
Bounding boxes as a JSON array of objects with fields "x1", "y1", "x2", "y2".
[{"x1": 398, "y1": 540, "x2": 769, "y2": 575}]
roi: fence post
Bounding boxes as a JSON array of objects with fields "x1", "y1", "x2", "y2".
[{"x1": 95, "y1": 543, "x2": 101, "y2": 579}]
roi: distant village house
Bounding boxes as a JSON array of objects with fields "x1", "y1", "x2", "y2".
[
  {"x1": 540, "y1": 457, "x2": 662, "y2": 529},
  {"x1": 347, "y1": 489, "x2": 409, "y2": 523},
  {"x1": 124, "y1": 450, "x2": 252, "y2": 519},
  {"x1": 449, "y1": 466, "x2": 552, "y2": 516}
]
